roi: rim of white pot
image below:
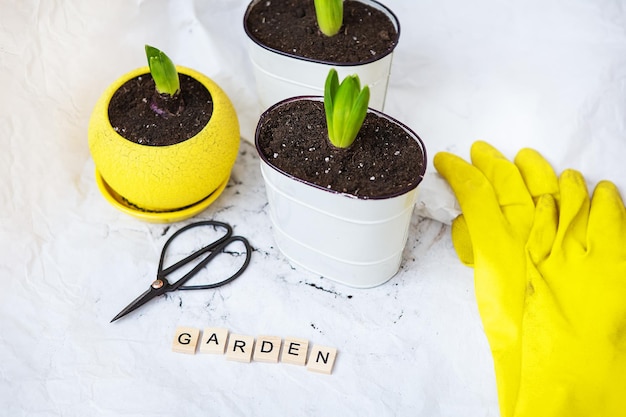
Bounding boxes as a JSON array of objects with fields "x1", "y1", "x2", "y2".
[
  {"x1": 255, "y1": 95, "x2": 427, "y2": 201},
  {"x1": 243, "y1": 0, "x2": 401, "y2": 67}
]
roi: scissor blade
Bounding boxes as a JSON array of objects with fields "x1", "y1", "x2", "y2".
[{"x1": 110, "y1": 286, "x2": 162, "y2": 323}]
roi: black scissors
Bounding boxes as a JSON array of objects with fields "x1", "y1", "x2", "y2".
[{"x1": 111, "y1": 220, "x2": 252, "y2": 323}]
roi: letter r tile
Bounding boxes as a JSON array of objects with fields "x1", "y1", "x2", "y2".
[
  {"x1": 280, "y1": 337, "x2": 309, "y2": 366},
  {"x1": 226, "y1": 334, "x2": 255, "y2": 363},
  {"x1": 306, "y1": 345, "x2": 337, "y2": 375},
  {"x1": 172, "y1": 326, "x2": 200, "y2": 354},
  {"x1": 199, "y1": 327, "x2": 229, "y2": 354},
  {"x1": 253, "y1": 336, "x2": 282, "y2": 363}
]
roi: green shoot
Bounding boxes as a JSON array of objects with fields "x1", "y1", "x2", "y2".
[
  {"x1": 314, "y1": 0, "x2": 343, "y2": 37},
  {"x1": 145, "y1": 45, "x2": 180, "y2": 97},
  {"x1": 323, "y1": 68, "x2": 370, "y2": 149}
]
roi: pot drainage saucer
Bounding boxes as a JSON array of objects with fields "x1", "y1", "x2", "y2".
[{"x1": 95, "y1": 170, "x2": 229, "y2": 223}]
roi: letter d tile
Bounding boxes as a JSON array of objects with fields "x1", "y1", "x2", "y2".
[{"x1": 253, "y1": 336, "x2": 282, "y2": 363}]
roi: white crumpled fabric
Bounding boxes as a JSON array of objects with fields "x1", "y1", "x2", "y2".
[{"x1": 2, "y1": 0, "x2": 625, "y2": 416}]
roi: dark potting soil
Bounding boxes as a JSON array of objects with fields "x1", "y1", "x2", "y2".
[
  {"x1": 108, "y1": 73, "x2": 213, "y2": 146},
  {"x1": 257, "y1": 100, "x2": 425, "y2": 199},
  {"x1": 245, "y1": 0, "x2": 398, "y2": 64}
]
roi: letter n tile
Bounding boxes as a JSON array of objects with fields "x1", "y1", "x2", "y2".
[{"x1": 306, "y1": 345, "x2": 337, "y2": 374}]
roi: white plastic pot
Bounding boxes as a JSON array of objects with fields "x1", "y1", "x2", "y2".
[
  {"x1": 255, "y1": 97, "x2": 427, "y2": 288},
  {"x1": 243, "y1": 0, "x2": 400, "y2": 112}
]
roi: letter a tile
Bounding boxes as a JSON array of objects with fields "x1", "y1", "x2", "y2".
[
  {"x1": 199, "y1": 327, "x2": 229, "y2": 354},
  {"x1": 226, "y1": 334, "x2": 255, "y2": 363},
  {"x1": 172, "y1": 327, "x2": 200, "y2": 354},
  {"x1": 306, "y1": 345, "x2": 337, "y2": 374},
  {"x1": 253, "y1": 336, "x2": 282, "y2": 363}
]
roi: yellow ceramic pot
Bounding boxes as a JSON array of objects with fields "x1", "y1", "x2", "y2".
[{"x1": 88, "y1": 66, "x2": 240, "y2": 219}]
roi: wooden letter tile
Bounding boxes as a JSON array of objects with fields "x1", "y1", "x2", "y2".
[
  {"x1": 199, "y1": 327, "x2": 229, "y2": 354},
  {"x1": 172, "y1": 327, "x2": 200, "y2": 354},
  {"x1": 226, "y1": 334, "x2": 255, "y2": 363},
  {"x1": 306, "y1": 345, "x2": 337, "y2": 374},
  {"x1": 280, "y1": 337, "x2": 309, "y2": 366},
  {"x1": 253, "y1": 336, "x2": 282, "y2": 363}
]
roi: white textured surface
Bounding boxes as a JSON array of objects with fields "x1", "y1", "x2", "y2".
[{"x1": 2, "y1": 0, "x2": 626, "y2": 416}]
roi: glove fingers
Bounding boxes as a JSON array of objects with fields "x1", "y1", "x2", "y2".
[
  {"x1": 451, "y1": 215, "x2": 475, "y2": 267},
  {"x1": 554, "y1": 169, "x2": 590, "y2": 254},
  {"x1": 527, "y1": 194, "x2": 558, "y2": 265},
  {"x1": 434, "y1": 151, "x2": 507, "y2": 237},
  {"x1": 587, "y1": 180, "x2": 626, "y2": 256},
  {"x1": 450, "y1": 145, "x2": 555, "y2": 268},
  {"x1": 514, "y1": 148, "x2": 559, "y2": 203},
  {"x1": 470, "y1": 141, "x2": 534, "y2": 239}
]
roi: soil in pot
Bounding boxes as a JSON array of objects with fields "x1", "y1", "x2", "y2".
[
  {"x1": 108, "y1": 73, "x2": 213, "y2": 146},
  {"x1": 257, "y1": 99, "x2": 425, "y2": 198},
  {"x1": 245, "y1": 0, "x2": 398, "y2": 64}
]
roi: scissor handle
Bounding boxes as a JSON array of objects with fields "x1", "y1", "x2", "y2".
[
  {"x1": 157, "y1": 220, "x2": 233, "y2": 278},
  {"x1": 156, "y1": 221, "x2": 251, "y2": 292},
  {"x1": 178, "y1": 235, "x2": 252, "y2": 291}
]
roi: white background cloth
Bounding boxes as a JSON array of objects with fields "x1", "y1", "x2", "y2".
[{"x1": 2, "y1": 0, "x2": 625, "y2": 416}]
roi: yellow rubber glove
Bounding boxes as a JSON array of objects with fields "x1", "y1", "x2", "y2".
[
  {"x1": 513, "y1": 171, "x2": 626, "y2": 417},
  {"x1": 451, "y1": 147, "x2": 559, "y2": 266},
  {"x1": 434, "y1": 141, "x2": 557, "y2": 417}
]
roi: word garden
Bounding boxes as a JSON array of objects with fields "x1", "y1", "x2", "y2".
[{"x1": 172, "y1": 326, "x2": 338, "y2": 375}]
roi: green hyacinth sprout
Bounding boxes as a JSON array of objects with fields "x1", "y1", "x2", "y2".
[
  {"x1": 314, "y1": 0, "x2": 343, "y2": 37},
  {"x1": 324, "y1": 68, "x2": 370, "y2": 149},
  {"x1": 145, "y1": 45, "x2": 180, "y2": 97}
]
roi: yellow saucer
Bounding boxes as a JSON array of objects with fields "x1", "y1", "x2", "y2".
[{"x1": 95, "y1": 170, "x2": 229, "y2": 223}]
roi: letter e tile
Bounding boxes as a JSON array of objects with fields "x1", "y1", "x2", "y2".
[
  {"x1": 199, "y1": 327, "x2": 229, "y2": 354},
  {"x1": 253, "y1": 336, "x2": 282, "y2": 363},
  {"x1": 280, "y1": 337, "x2": 309, "y2": 366},
  {"x1": 306, "y1": 345, "x2": 337, "y2": 374},
  {"x1": 226, "y1": 334, "x2": 255, "y2": 363},
  {"x1": 172, "y1": 327, "x2": 200, "y2": 354}
]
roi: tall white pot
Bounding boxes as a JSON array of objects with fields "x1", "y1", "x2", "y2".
[
  {"x1": 243, "y1": 0, "x2": 400, "y2": 112},
  {"x1": 255, "y1": 97, "x2": 427, "y2": 288}
]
